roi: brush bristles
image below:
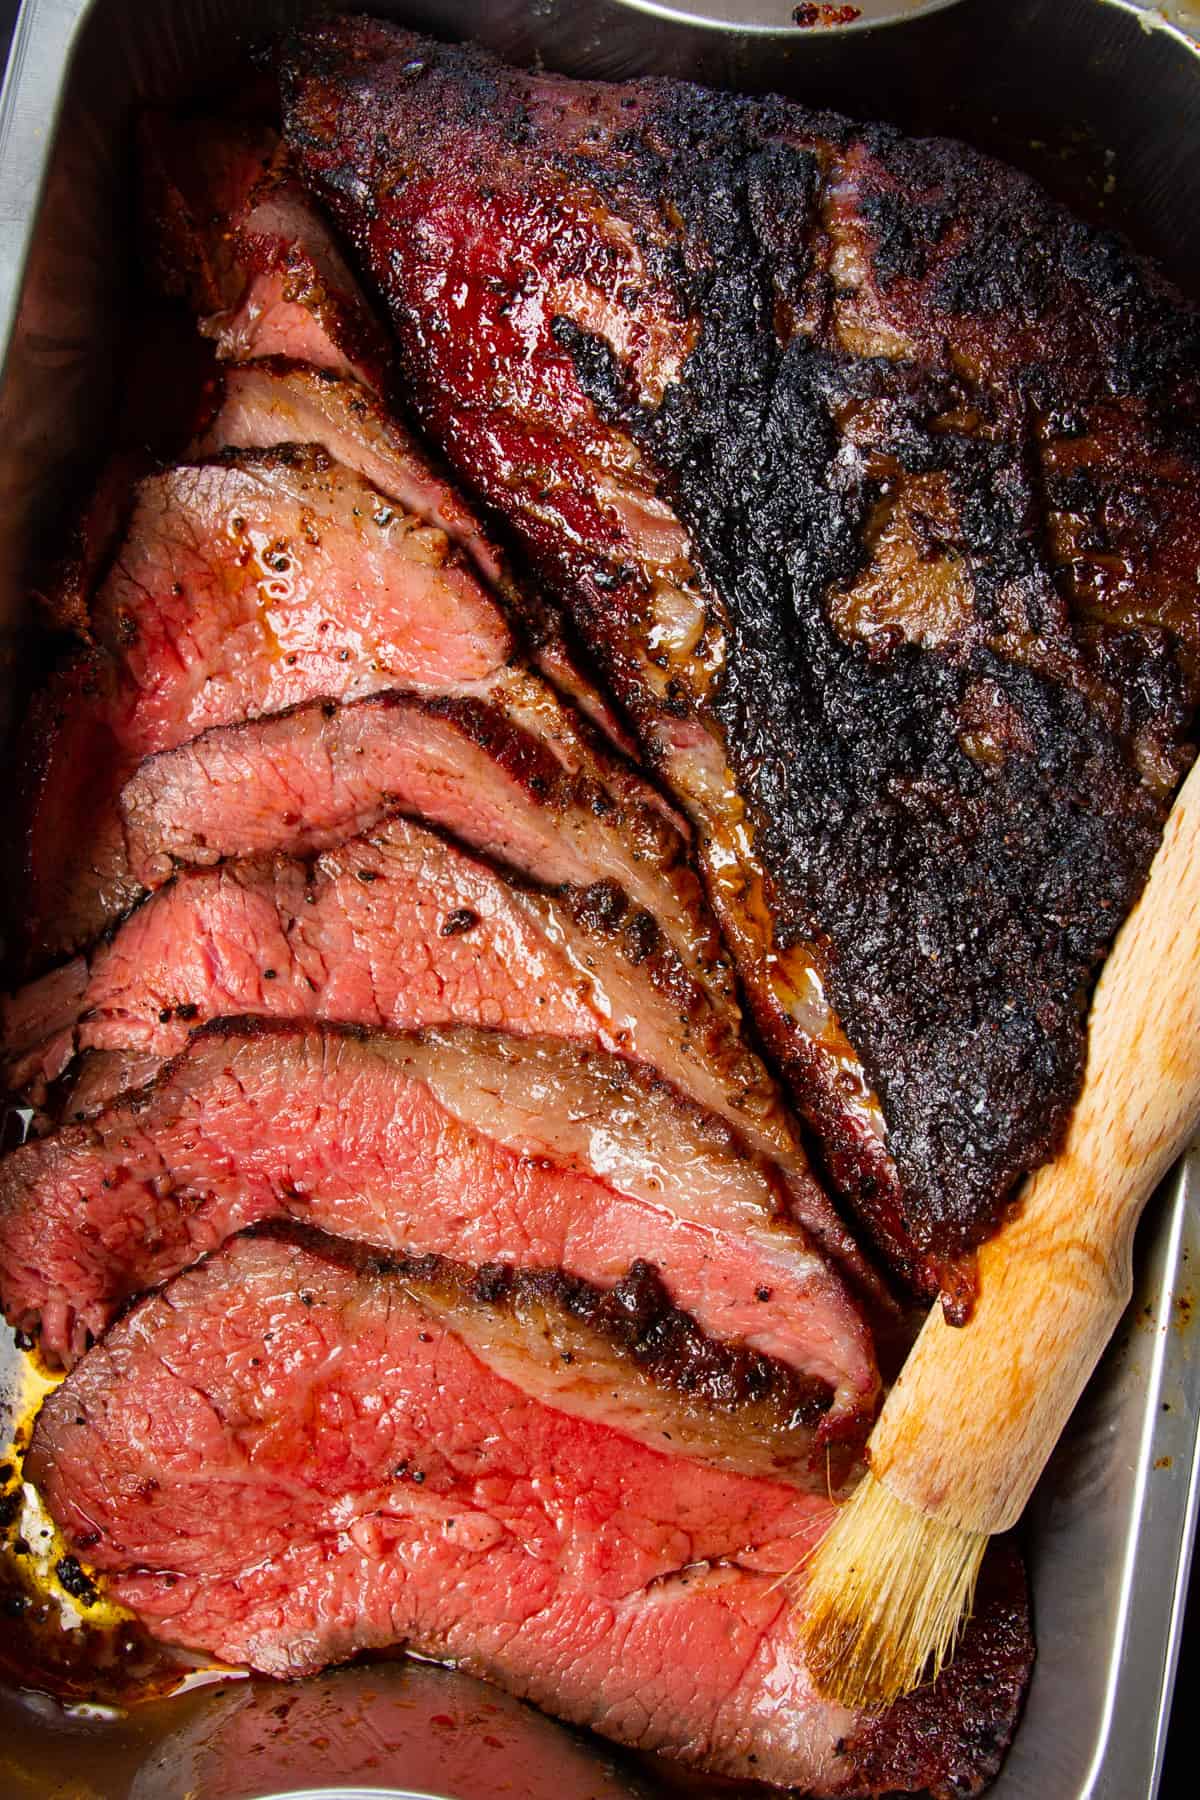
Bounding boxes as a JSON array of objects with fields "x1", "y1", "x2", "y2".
[{"x1": 795, "y1": 1471, "x2": 988, "y2": 1710}]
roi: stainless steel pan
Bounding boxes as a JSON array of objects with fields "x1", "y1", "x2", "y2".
[{"x1": 1, "y1": 3, "x2": 1198, "y2": 1794}]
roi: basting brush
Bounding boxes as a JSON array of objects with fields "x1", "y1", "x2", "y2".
[{"x1": 797, "y1": 753, "x2": 1200, "y2": 1710}]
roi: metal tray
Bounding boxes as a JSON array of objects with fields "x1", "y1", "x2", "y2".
[{"x1": 1, "y1": 2, "x2": 1198, "y2": 1794}]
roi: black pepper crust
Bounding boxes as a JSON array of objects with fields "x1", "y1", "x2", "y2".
[
  {"x1": 469, "y1": 1253, "x2": 834, "y2": 1426},
  {"x1": 281, "y1": 25, "x2": 1200, "y2": 1294},
  {"x1": 560, "y1": 87, "x2": 1197, "y2": 1277}
]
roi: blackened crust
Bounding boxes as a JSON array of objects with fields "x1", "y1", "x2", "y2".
[
  {"x1": 563, "y1": 90, "x2": 1197, "y2": 1275},
  {"x1": 281, "y1": 24, "x2": 1200, "y2": 1289}
]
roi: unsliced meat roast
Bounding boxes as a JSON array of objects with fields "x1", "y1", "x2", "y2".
[
  {"x1": 281, "y1": 21, "x2": 1200, "y2": 1299},
  {"x1": 17, "y1": 445, "x2": 514, "y2": 963},
  {"x1": 0, "y1": 1016, "x2": 878, "y2": 1447},
  {"x1": 28, "y1": 1225, "x2": 1031, "y2": 1794}
]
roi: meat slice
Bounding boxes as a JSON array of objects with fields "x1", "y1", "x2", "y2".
[
  {"x1": 107, "y1": 690, "x2": 879, "y2": 1299},
  {"x1": 86, "y1": 449, "x2": 510, "y2": 709},
  {"x1": 196, "y1": 357, "x2": 646, "y2": 758},
  {"x1": 19, "y1": 447, "x2": 514, "y2": 962},
  {"x1": 141, "y1": 114, "x2": 390, "y2": 392},
  {"x1": 282, "y1": 22, "x2": 1200, "y2": 1298},
  {"x1": 1, "y1": 814, "x2": 769, "y2": 1155},
  {"x1": 14, "y1": 436, "x2": 863, "y2": 1294},
  {"x1": 196, "y1": 358, "x2": 639, "y2": 748},
  {"x1": 0, "y1": 1018, "x2": 878, "y2": 1441},
  {"x1": 120, "y1": 685, "x2": 704, "y2": 959},
  {"x1": 27, "y1": 1227, "x2": 1031, "y2": 1793},
  {"x1": 85, "y1": 446, "x2": 508, "y2": 703},
  {"x1": 196, "y1": 360, "x2": 516, "y2": 608}
]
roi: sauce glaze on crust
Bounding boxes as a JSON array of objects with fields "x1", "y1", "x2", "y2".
[{"x1": 283, "y1": 24, "x2": 1200, "y2": 1297}]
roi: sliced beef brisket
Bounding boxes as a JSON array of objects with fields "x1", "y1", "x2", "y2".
[
  {"x1": 147, "y1": 114, "x2": 638, "y2": 757},
  {"x1": 197, "y1": 356, "x2": 641, "y2": 752},
  {"x1": 28, "y1": 1226, "x2": 1030, "y2": 1793},
  {"x1": 196, "y1": 359, "x2": 520, "y2": 613},
  {"x1": 281, "y1": 20, "x2": 1200, "y2": 1297},
  {"x1": 119, "y1": 684, "x2": 711, "y2": 976},
  {"x1": 16, "y1": 496, "x2": 870, "y2": 1301},
  {"x1": 84, "y1": 448, "x2": 511, "y2": 708},
  {"x1": 141, "y1": 113, "x2": 391, "y2": 392},
  {"x1": 110, "y1": 692, "x2": 876, "y2": 1298}
]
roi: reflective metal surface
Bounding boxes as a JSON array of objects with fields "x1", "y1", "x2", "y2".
[
  {"x1": 0, "y1": 1660, "x2": 657, "y2": 1799},
  {"x1": 609, "y1": 1, "x2": 967, "y2": 36},
  {"x1": 1, "y1": 3, "x2": 1199, "y2": 1795}
]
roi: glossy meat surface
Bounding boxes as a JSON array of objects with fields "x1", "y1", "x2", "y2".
[
  {"x1": 148, "y1": 113, "x2": 638, "y2": 751},
  {"x1": 0, "y1": 1017, "x2": 877, "y2": 1444},
  {"x1": 197, "y1": 359, "x2": 517, "y2": 602},
  {"x1": 29, "y1": 1227, "x2": 1031, "y2": 1793},
  {"x1": 282, "y1": 21, "x2": 1200, "y2": 1294}
]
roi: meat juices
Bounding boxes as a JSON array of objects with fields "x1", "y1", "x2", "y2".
[
  {"x1": 28, "y1": 1226, "x2": 1033, "y2": 1795},
  {"x1": 280, "y1": 18, "x2": 1200, "y2": 1297}
]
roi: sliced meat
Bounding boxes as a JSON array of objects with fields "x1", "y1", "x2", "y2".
[
  {"x1": 112, "y1": 687, "x2": 879, "y2": 1297},
  {"x1": 194, "y1": 352, "x2": 640, "y2": 761},
  {"x1": 86, "y1": 448, "x2": 511, "y2": 716},
  {"x1": 140, "y1": 115, "x2": 277, "y2": 315},
  {"x1": 18, "y1": 446, "x2": 514, "y2": 962},
  {"x1": 28, "y1": 1226, "x2": 1031, "y2": 1793},
  {"x1": 282, "y1": 22, "x2": 1200, "y2": 1298},
  {"x1": 58, "y1": 1049, "x2": 162, "y2": 1123},
  {"x1": 0, "y1": 1018, "x2": 878, "y2": 1442},
  {"x1": 2, "y1": 815, "x2": 772, "y2": 1159},
  {"x1": 141, "y1": 114, "x2": 390, "y2": 392},
  {"x1": 120, "y1": 684, "x2": 705, "y2": 966},
  {"x1": 15, "y1": 446, "x2": 863, "y2": 1294},
  {"x1": 150, "y1": 119, "x2": 634, "y2": 756},
  {"x1": 196, "y1": 359, "x2": 517, "y2": 607}
]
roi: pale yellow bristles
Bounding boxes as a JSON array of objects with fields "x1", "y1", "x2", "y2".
[{"x1": 794, "y1": 1470, "x2": 988, "y2": 1710}]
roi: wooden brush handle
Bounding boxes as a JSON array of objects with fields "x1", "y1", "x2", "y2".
[{"x1": 871, "y1": 756, "x2": 1200, "y2": 1536}]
